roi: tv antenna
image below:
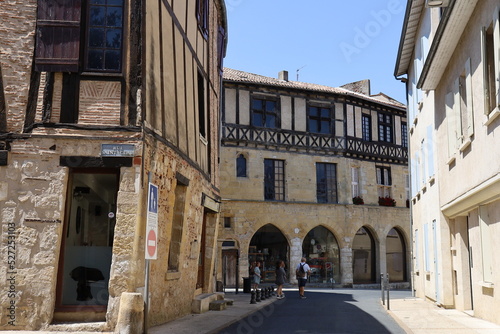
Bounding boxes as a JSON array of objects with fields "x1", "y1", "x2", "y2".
[{"x1": 296, "y1": 65, "x2": 306, "y2": 81}]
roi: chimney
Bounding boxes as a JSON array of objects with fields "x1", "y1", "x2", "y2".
[{"x1": 278, "y1": 70, "x2": 289, "y2": 82}]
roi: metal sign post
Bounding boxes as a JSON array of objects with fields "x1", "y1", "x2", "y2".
[{"x1": 144, "y1": 179, "x2": 158, "y2": 333}]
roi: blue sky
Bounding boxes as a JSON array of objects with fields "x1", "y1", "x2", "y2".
[{"x1": 223, "y1": 0, "x2": 408, "y2": 104}]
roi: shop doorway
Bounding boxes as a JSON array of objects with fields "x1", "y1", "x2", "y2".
[
  {"x1": 386, "y1": 228, "x2": 406, "y2": 282},
  {"x1": 249, "y1": 224, "x2": 288, "y2": 283},
  {"x1": 56, "y1": 169, "x2": 118, "y2": 311},
  {"x1": 302, "y1": 226, "x2": 340, "y2": 284},
  {"x1": 353, "y1": 226, "x2": 376, "y2": 283}
]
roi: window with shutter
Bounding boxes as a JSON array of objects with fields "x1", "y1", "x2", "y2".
[
  {"x1": 35, "y1": 0, "x2": 124, "y2": 73},
  {"x1": 35, "y1": 0, "x2": 82, "y2": 72}
]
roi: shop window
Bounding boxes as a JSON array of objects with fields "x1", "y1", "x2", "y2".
[
  {"x1": 352, "y1": 227, "x2": 376, "y2": 283},
  {"x1": 35, "y1": 0, "x2": 124, "y2": 73},
  {"x1": 316, "y1": 163, "x2": 337, "y2": 203},
  {"x1": 251, "y1": 97, "x2": 279, "y2": 128},
  {"x1": 302, "y1": 226, "x2": 340, "y2": 284},
  {"x1": 168, "y1": 180, "x2": 187, "y2": 272},
  {"x1": 307, "y1": 104, "x2": 332, "y2": 134},
  {"x1": 264, "y1": 159, "x2": 284, "y2": 201},
  {"x1": 236, "y1": 154, "x2": 247, "y2": 177},
  {"x1": 386, "y1": 228, "x2": 406, "y2": 282},
  {"x1": 249, "y1": 224, "x2": 288, "y2": 283}
]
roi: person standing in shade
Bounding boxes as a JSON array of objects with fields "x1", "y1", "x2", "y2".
[
  {"x1": 275, "y1": 260, "x2": 286, "y2": 299},
  {"x1": 253, "y1": 261, "x2": 261, "y2": 290},
  {"x1": 296, "y1": 257, "x2": 311, "y2": 299}
]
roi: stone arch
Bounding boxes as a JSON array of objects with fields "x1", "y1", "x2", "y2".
[
  {"x1": 248, "y1": 224, "x2": 289, "y2": 283},
  {"x1": 302, "y1": 225, "x2": 341, "y2": 284},
  {"x1": 352, "y1": 226, "x2": 377, "y2": 284},
  {"x1": 386, "y1": 227, "x2": 407, "y2": 282}
]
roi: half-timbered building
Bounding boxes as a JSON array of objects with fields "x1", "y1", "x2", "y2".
[
  {"x1": 218, "y1": 68, "x2": 411, "y2": 289},
  {"x1": 0, "y1": 0, "x2": 226, "y2": 331}
]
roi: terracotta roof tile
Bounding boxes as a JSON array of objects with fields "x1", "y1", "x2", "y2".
[{"x1": 223, "y1": 68, "x2": 406, "y2": 110}]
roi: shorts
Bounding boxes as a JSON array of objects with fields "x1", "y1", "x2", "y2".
[{"x1": 298, "y1": 278, "x2": 307, "y2": 287}]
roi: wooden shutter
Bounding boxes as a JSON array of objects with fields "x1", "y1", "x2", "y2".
[
  {"x1": 445, "y1": 92, "x2": 455, "y2": 158},
  {"x1": 464, "y1": 58, "x2": 474, "y2": 137},
  {"x1": 453, "y1": 78, "x2": 463, "y2": 147},
  {"x1": 494, "y1": 9, "x2": 500, "y2": 108},
  {"x1": 35, "y1": 0, "x2": 82, "y2": 72},
  {"x1": 217, "y1": 25, "x2": 226, "y2": 75}
]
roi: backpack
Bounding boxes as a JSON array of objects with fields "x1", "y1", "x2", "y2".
[{"x1": 296, "y1": 263, "x2": 306, "y2": 278}]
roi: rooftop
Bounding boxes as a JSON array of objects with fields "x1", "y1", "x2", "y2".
[{"x1": 223, "y1": 68, "x2": 406, "y2": 110}]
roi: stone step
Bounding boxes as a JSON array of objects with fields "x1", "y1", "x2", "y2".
[{"x1": 209, "y1": 300, "x2": 227, "y2": 311}]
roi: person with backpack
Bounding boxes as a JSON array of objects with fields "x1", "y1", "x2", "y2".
[{"x1": 296, "y1": 257, "x2": 311, "y2": 299}]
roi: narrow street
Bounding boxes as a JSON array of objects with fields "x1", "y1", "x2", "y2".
[{"x1": 218, "y1": 289, "x2": 411, "y2": 334}]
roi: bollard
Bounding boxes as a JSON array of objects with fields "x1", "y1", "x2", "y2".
[
  {"x1": 261, "y1": 288, "x2": 266, "y2": 300},
  {"x1": 256, "y1": 289, "x2": 261, "y2": 302},
  {"x1": 250, "y1": 290, "x2": 256, "y2": 304},
  {"x1": 386, "y1": 273, "x2": 390, "y2": 310},
  {"x1": 381, "y1": 273, "x2": 385, "y2": 306},
  {"x1": 268, "y1": 287, "x2": 272, "y2": 298}
]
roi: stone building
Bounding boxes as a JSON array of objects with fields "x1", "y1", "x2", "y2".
[
  {"x1": 218, "y1": 68, "x2": 410, "y2": 289},
  {"x1": 395, "y1": 0, "x2": 500, "y2": 326},
  {"x1": 0, "y1": 0, "x2": 226, "y2": 331}
]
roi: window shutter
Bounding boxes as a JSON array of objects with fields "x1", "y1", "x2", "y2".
[
  {"x1": 445, "y1": 91, "x2": 455, "y2": 158},
  {"x1": 217, "y1": 25, "x2": 226, "y2": 75},
  {"x1": 481, "y1": 27, "x2": 490, "y2": 114},
  {"x1": 464, "y1": 58, "x2": 474, "y2": 137},
  {"x1": 35, "y1": 0, "x2": 82, "y2": 72},
  {"x1": 453, "y1": 78, "x2": 463, "y2": 147},
  {"x1": 427, "y1": 125, "x2": 435, "y2": 177},
  {"x1": 351, "y1": 167, "x2": 359, "y2": 197},
  {"x1": 493, "y1": 10, "x2": 500, "y2": 108}
]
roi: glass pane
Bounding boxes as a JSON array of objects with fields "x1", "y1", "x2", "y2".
[
  {"x1": 252, "y1": 113, "x2": 263, "y2": 127},
  {"x1": 236, "y1": 155, "x2": 246, "y2": 177},
  {"x1": 106, "y1": 29, "x2": 122, "y2": 48},
  {"x1": 106, "y1": 7, "x2": 123, "y2": 27},
  {"x1": 302, "y1": 226, "x2": 341, "y2": 284},
  {"x1": 91, "y1": 0, "x2": 105, "y2": 4},
  {"x1": 321, "y1": 108, "x2": 330, "y2": 118},
  {"x1": 107, "y1": 0, "x2": 123, "y2": 5},
  {"x1": 252, "y1": 99, "x2": 262, "y2": 110},
  {"x1": 265, "y1": 100, "x2": 276, "y2": 112},
  {"x1": 104, "y1": 50, "x2": 121, "y2": 70},
  {"x1": 266, "y1": 114, "x2": 276, "y2": 128},
  {"x1": 309, "y1": 107, "x2": 318, "y2": 117},
  {"x1": 90, "y1": 6, "x2": 105, "y2": 26},
  {"x1": 88, "y1": 50, "x2": 104, "y2": 70},
  {"x1": 309, "y1": 120, "x2": 318, "y2": 133},
  {"x1": 89, "y1": 28, "x2": 105, "y2": 47},
  {"x1": 320, "y1": 120, "x2": 330, "y2": 134}
]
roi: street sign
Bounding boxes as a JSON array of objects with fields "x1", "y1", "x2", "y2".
[{"x1": 145, "y1": 182, "x2": 158, "y2": 259}]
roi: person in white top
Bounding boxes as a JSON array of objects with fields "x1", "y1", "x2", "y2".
[{"x1": 296, "y1": 257, "x2": 311, "y2": 299}]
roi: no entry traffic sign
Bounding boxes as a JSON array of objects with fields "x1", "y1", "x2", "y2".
[{"x1": 145, "y1": 182, "x2": 158, "y2": 259}]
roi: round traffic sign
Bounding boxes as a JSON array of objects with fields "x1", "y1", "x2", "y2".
[{"x1": 147, "y1": 230, "x2": 157, "y2": 257}]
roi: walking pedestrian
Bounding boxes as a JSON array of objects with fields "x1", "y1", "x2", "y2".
[
  {"x1": 275, "y1": 260, "x2": 286, "y2": 299},
  {"x1": 253, "y1": 261, "x2": 261, "y2": 290},
  {"x1": 296, "y1": 257, "x2": 311, "y2": 299}
]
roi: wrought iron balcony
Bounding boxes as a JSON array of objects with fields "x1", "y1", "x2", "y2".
[{"x1": 222, "y1": 123, "x2": 407, "y2": 163}]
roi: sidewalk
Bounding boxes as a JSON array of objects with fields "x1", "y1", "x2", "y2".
[
  {"x1": 149, "y1": 290, "x2": 275, "y2": 334},
  {"x1": 3, "y1": 290, "x2": 500, "y2": 333},
  {"x1": 388, "y1": 296, "x2": 500, "y2": 334}
]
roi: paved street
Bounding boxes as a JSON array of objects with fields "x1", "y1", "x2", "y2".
[{"x1": 218, "y1": 288, "x2": 411, "y2": 334}]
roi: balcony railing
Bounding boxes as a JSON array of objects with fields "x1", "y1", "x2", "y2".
[{"x1": 222, "y1": 123, "x2": 407, "y2": 162}]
